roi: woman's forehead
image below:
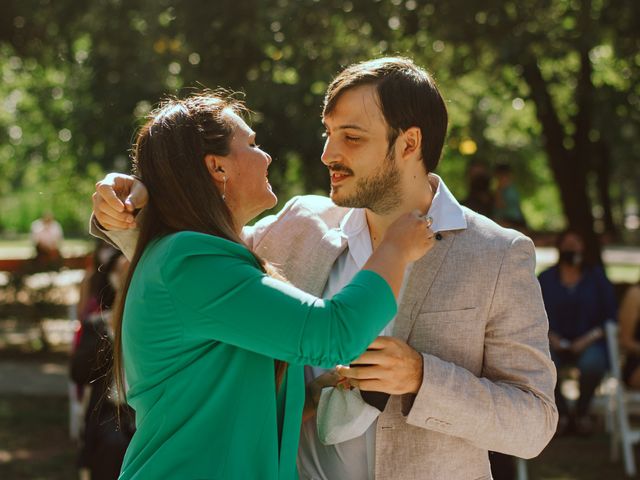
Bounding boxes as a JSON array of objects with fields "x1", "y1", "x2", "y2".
[{"x1": 224, "y1": 109, "x2": 253, "y2": 137}]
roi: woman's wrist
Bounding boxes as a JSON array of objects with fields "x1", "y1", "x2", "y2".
[{"x1": 589, "y1": 327, "x2": 603, "y2": 340}]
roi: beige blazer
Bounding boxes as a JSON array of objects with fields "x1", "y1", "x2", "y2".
[
  {"x1": 92, "y1": 194, "x2": 557, "y2": 480},
  {"x1": 244, "y1": 195, "x2": 557, "y2": 480}
]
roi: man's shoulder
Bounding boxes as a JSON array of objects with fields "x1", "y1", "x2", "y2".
[
  {"x1": 459, "y1": 207, "x2": 527, "y2": 250},
  {"x1": 246, "y1": 195, "x2": 347, "y2": 250},
  {"x1": 280, "y1": 195, "x2": 349, "y2": 227}
]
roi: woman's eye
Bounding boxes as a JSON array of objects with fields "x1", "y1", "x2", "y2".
[
  {"x1": 345, "y1": 136, "x2": 360, "y2": 142},
  {"x1": 251, "y1": 143, "x2": 261, "y2": 148}
]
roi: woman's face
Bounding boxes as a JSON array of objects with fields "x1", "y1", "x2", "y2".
[
  {"x1": 559, "y1": 232, "x2": 584, "y2": 254},
  {"x1": 219, "y1": 110, "x2": 277, "y2": 226}
]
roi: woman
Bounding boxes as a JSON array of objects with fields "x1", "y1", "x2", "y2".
[
  {"x1": 620, "y1": 281, "x2": 640, "y2": 388},
  {"x1": 71, "y1": 242, "x2": 134, "y2": 480},
  {"x1": 112, "y1": 92, "x2": 434, "y2": 479},
  {"x1": 538, "y1": 230, "x2": 616, "y2": 435}
]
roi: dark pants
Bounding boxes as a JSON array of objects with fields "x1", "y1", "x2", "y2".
[
  {"x1": 489, "y1": 451, "x2": 515, "y2": 480},
  {"x1": 79, "y1": 410, "x2": 133, "y2": 480},
  {"x1": 552, "y1": 343, "x2": 608, "y2": 417}
]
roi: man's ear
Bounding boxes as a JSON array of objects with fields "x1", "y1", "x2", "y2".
[
  {"x1": 400, "y1": 127, "x2": 422, "y2": 160},
  {"x1": 204, "y1": 154, "x2": 226, "y2": 182}
]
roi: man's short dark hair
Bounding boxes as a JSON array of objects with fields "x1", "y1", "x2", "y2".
[{"x1": 323, "y1": 57, "x2": 448, "y2": 173}]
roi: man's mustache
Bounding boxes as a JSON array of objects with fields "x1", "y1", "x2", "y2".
[{"x1": 328, "y1": 164, "x2": 354, "y2": 176}]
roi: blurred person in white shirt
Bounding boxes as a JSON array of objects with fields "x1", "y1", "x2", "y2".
[{"x1": 30, "y1": 211, "x2": 63, "y2": 266}]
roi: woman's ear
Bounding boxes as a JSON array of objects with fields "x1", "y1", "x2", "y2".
[{"x1": 204, "y1": 154, "x2": 226, "y2": 182}]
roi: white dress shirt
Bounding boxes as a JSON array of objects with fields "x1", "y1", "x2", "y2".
[{"x1": 297, "y1": 175, "x2": 467, "y2": 480}]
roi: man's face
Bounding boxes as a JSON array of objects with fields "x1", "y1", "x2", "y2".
[{"x1": 321, "y1": 84, "x2": 402, "y2": 214}]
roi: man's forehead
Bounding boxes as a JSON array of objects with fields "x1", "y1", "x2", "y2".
[{"x1": 323, "y1": 85, "x2": 385, "y2": 128}]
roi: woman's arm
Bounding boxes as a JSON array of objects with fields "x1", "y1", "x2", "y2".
[
  {"x1": 167, "y1": 245, "x2": 398, "y2": 368},
  {"x1": 164, "y1": 215, "x2": 433, "y2": 368},
  {"x1": 619, "y1": 286, "x2": 640, "y2": 355}
]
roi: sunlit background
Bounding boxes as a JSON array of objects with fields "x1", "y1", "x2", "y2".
[{"x1": 1, "y1": 1, "x2": 639, "y2": 479}]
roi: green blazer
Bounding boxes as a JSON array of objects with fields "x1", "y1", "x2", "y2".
[{"x1": 119, "y1": 231, "x2": 396, "y2": 480}]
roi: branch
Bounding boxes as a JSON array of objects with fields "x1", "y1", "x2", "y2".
[{"x1": 521, "y1": 58, "x2": 568, "y2": 161}]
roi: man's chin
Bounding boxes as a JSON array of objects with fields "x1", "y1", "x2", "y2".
[
  {"x1": 330, "y1": 190, "x2": 361, "y2": 209},
  {"x1": 329, "y1": 188, "x2": 344, "y2": 206}
]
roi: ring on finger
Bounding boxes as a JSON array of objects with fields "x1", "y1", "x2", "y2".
[{"x1": 424, "y1": 215, "x2": 434, "y2": 228}]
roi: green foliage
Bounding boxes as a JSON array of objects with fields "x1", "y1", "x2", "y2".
[{"x1": 0, "y1": 0, "x2": 637, "y2": 235}]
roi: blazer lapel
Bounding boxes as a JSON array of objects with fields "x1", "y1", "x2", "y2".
[
  {"x1": 294, "y1": 228, "x2": 347, "y2": 296},
  {"x1": 393, "y1": 231, "x2": 457, "y2": 342}
]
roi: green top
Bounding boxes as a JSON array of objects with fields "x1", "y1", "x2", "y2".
[{"x1": 119, "y1": 231, "x2": 397, "y2": 480}]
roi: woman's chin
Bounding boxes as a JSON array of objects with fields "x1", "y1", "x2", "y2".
[
  {"x1": 265, "y1": 187, "x2": 278, "y2": 207},
  {"x1": 246, "y1": 193, "x2": 278, "y2": 223}
]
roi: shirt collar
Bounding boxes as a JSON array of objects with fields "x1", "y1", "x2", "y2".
[
  {"x1": 339, "y1": 173, "x2": 467, "y2": 237},
  {"x1": 427, "y1": 173, "x2": 467, "y2": 233}
]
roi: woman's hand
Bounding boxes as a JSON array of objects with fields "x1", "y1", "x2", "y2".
[
  {"x1": 380, "y1": 210, "x2": 436, "y2": 264},
  {"x1": 302, "y1": 370, "x2": 345, "y2": 422},
  {"x1": 569, "y1": 327, "x2": 604, "y2": 355},
  {"x1": 363, "y1": 211, "x2": 437, "y2": 298}
]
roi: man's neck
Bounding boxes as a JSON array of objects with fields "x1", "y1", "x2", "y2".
[{"x1": 365, "y1": 175, "x2": 436, "y2": 250}]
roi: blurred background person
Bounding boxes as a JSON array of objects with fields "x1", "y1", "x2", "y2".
[
  {"x1": 619, "y1": 278, "x2": 640, "y2": 388},
  {"x1": 70, "y1": 240, "x2": 134, "y2": 480},
  {"x1": 463, "y1": 160, "x2": 493, "y2": 218},
  {"x1": 539, "y1": 230, "x2": 617, "y2": 435},
  {"x1": 493, "y1": 163, "x2": 527, "y2": 231},
  {"x1": 30, "y1": 211, "x2": 64, "y2": 268}
]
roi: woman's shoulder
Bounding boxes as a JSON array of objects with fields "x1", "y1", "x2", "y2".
[
  {"x1": 156, "y1": 231, "x2": 258, "y2": 266},
  {"x1": 624, "y1": 284, "x2": 640, "y2": 302},
  {"x1": 538, "y1": 265, "x2": 558, "y2": 282}
]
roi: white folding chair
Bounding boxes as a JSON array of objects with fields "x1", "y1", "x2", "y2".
[
  {"x1": 516, "y1": 457, "x2": 528, "y2": 480},
  {"x1": 605, "y1": 321, "x2": 640, "y2": 476}
]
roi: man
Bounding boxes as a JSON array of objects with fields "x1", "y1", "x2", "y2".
[
  {"x1": 92, "y1": 57, "x2": 557, "y2": 480},
  {"x1": 31, "y1": 211, "x2": 63, "y2": 267},
  {"x1": 493, "y1": 163, "x2": 527, "y2": 231}
]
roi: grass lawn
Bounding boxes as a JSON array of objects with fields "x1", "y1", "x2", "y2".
[
  {"x1": 0, "y1": 395, "x2": 76, "y2": 480},
  {"x1": 0, "y1": 392, "x2": 634, "y2": 480},
  {"x1": 528, "y1": 433, "x2": 628, "y2": 479}
]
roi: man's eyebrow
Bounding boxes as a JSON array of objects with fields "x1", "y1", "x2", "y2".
[{"x1": 323, "y1": 122, "x2": 369, "y2": 132}]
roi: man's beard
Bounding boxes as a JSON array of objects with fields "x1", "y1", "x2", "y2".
[{"x1": 331, "y1": 150, "x2": 402, "y2": 215}]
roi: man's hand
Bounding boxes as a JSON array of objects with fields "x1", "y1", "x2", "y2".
[
  {"x1": 336, "y1": 336, "x2": 424, "y2": 395},
  {"x1": 93, "y1": 173, "x2": 148, "y2": 230}
]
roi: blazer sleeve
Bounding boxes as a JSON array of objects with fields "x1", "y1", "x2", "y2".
[
  {"x1": 242, "y1": 196, "x2": 301, "y2": 251},
  {"x1": 404, "y1": 236, "x2": 558, "y2": 458},
  {"x1": 162, "y1": 234, "x2": 397, "y2": 368},
  {"x1": 89, "y1": 214, "x2": 139, "y2": 261}
]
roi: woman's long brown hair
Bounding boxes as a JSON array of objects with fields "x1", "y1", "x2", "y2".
[{"x1": 111, "y1": 92, "x2": 287, "y2": 411}]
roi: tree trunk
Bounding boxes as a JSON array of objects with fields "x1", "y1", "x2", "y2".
[
  {"x1": 594, "y1": 139, "x2": 617, "y2": 239},
  {"x1": 521, "y1": 58, "x2": 601, "y2": 264}
]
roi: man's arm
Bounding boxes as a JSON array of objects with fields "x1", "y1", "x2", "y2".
[
  {"x1": 403, "y1": 236, "x2": 557, "y2": 458},
  {"x1": 89, "y1": 214, "x2": 139, "y2": 261},
  {"x1": 90, "y1": 173, "x2": 148, "y2": 260},
  {"x1": 242, "y1": 196, "x2": 301, "y2": 250}
]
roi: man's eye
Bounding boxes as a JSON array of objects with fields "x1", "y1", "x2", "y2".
[
  {"x1": 321, "y1": 132, "x2": 329, "y2": 139},
  {"x1": 345, "y1": 136, "x2": 360, "y2": 142}
]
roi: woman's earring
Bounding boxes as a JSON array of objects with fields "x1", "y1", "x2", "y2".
[{"x1": 222, "y1": 176, "x2": 227, "y2": 201}]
